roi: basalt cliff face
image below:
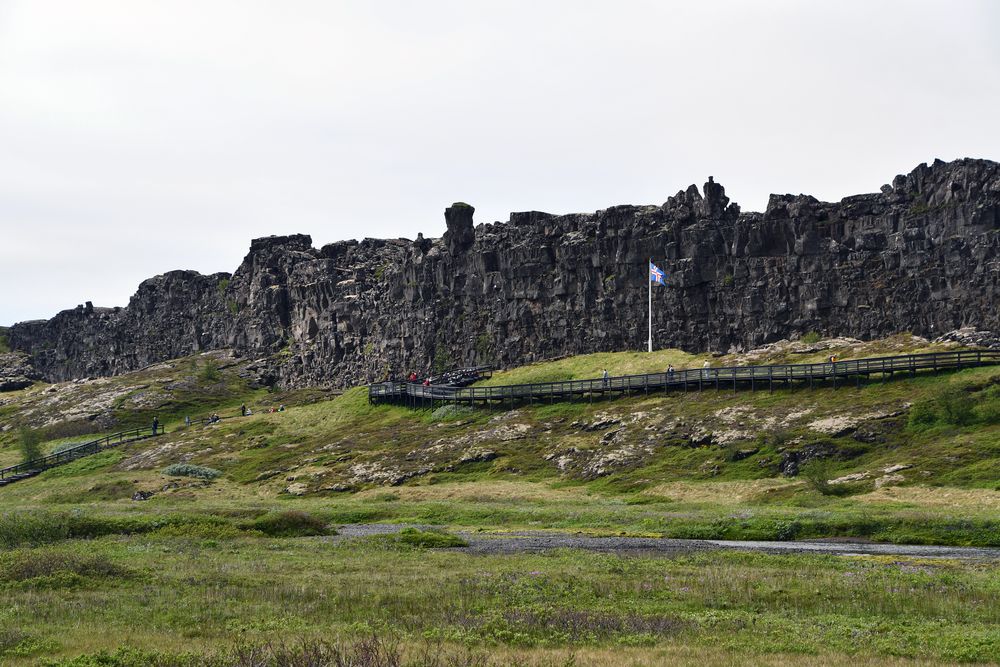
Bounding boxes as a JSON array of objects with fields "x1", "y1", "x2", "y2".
[{"x1": 8, "y1": 158, "x2": 1000, "y2": 388}]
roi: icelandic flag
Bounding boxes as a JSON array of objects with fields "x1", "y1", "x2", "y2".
[{"x1": 649, "y1": 262, "x2": 665, "y2": 285}]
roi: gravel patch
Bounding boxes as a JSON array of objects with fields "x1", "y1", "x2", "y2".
[{"x1": 331, "y1": 524, "x2": 1000, "y2": 560}]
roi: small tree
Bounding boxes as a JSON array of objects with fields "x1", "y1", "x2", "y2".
[
  {"x1": 200, "y1": 359, "x2": 221, "y2": 383},
  {"x1": 18, "y1": 428, "x2": 43, "y2": 463}
]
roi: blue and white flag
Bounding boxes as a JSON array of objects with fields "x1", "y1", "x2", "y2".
[{"x1": 649, "y1": 262, "x2": 665, "y2": 285}]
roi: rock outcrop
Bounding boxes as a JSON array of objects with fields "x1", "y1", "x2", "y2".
[
  {"x1": 8, "y1": 158, "x2": 1000, "y2": 388},
  {"x1": 0, "y1": 351, "x2": 40, "y2": 392}
]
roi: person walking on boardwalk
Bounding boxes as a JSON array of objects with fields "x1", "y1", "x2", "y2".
[
  {"x1": 602, "y1": 369, "x2": 610, "y2": 388},
  {"x1": 152, "y1": 416, "x2": 159, "y2": 436},
  {"x1": 240, "y1": 403, "x2": 247, "y2": 417},
  {"x1": 667, "y1": 364, "x2": 675, "y2": 382},
  {"x1": 702, "y1": 360, "x2": 711, "y2": 379}
]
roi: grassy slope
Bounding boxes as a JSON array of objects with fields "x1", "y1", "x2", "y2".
[
  {"x1": 1, "y1": 337, "x2": 997, "y2": 544},
  {"x1": 2, "y1": 337, "x2": 1000, "y2": 664},
  {"x1": 0, "y1": 351, "x2": 326, "y2": 468},
  {"x1": 477, "y1": 334, "x2": 965, "y2": 386}
]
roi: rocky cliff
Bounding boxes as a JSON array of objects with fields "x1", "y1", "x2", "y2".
[{"x1": 8, "y1": 158, "x2": 1000, "y2": 388}]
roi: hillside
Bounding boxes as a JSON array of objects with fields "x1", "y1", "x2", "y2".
[
  {"x1": 2, "y1": 335, "x2": 1000, "y2": 665},
  {"x1": 2, "y1": 333, "x2": 998, "y2": 545}
]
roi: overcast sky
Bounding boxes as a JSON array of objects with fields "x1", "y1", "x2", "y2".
[{"x1": 1, "y1": 1, "x2": 998, "y2": 325}]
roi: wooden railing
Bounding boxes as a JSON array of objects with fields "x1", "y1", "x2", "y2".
[
  {"x1": 369, "y1": 350, "x2": 1000, "y2": 409},
  {"x1": 0, "y1": 426, "x2": 163, "y2": 483}
]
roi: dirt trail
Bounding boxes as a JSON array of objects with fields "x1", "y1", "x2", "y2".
[{"x1": 333, "y1": 524, "x2": 1000, "y2": 560}]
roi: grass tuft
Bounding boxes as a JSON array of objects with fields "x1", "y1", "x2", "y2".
[{"x1": 396, "y1": 527, "x2": 468, "y2": 548}]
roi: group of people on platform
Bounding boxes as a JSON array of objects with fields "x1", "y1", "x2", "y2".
[{"x1": 405, "y1": 371, "x2": 433, "y2": 386}]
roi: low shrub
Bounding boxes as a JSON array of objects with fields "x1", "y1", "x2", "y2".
[
  {"x1": 163, "y1": 464, "x2": 221, "y2": 479},
  {"x1": 248, "y1": 510, "x2": 332, "y2": 537},
  {"x1": 47, "y1": 479, "x2": 138, "y2": 503},
  {"x1": 396, "y1": 528, "x2": 468, "y2": 549},
  {"x1": 799, "y1": 459, "x2": 857, "y2": 497},
  {"x1": 0, "y1": 511, "x2": 238, "y2": 548},
  {"x1": 910, "y1": 386, "x2": 983, "y2": 429},
  {"x1": 0, "y1": 551, "x2": 125, "y2": 584},
  {"x1": 40, "y1": 636, "x2": 492, "y2": 667},
  {"x1": 38, "y1": 645, "x2": 196, "y2": 666},
  {"x1": 800, "y1": 331, "x2": 822, "y2": 344}
]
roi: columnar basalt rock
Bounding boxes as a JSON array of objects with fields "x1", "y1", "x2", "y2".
[{"x1": 8, "y1": 158, "x2": 1000, "y2": 388}]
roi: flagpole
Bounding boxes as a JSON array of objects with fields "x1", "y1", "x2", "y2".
[{"x1": 648, "y1": 257, "x2": 652, "y2": 353}]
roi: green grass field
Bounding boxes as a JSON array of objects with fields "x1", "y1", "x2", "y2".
[{"x1": 1, "y1": 337, "x2": 999, "y2": 664}]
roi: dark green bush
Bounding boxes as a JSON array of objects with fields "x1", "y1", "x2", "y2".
[
  {"x1": 799, "y1": 459, "x2": 858, "y2": 497},
  {"x1": 909, "y1": 383, "x2": 997, "y2": 429},
  {"x1": 248, "y1": 510, "x2": 331, "y2": 537},
  {"x1": 0, "y1": 551, "x2": 125, "y2": 584},
  {"x1": 0, "y1": 511, "x2": 238, "y2": 548},
  {"x1": 396, "y1": 527, "x2": 468, "y2": 548},
  {"x1": 17, "y1": 428, "x2": 43, "y2": 463},
  {"x1": 199, "y1": 359, "x2": 221, "y2": 383}
]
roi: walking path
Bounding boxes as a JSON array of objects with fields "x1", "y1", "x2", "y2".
[{"x1": 370, "y1": 349, "x2": 1000, "y2": 410}]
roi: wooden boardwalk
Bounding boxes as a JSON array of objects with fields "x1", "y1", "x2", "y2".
[
  {"x1": 0, "y1": 427, "x2": 163, "y2": 488},
  {"x1": 369, "y1": 349, "x2": 1000, "y2": 410}
]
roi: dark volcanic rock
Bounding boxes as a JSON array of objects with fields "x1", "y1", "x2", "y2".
[
  {"x1": 8, "y1": 158, "x2": 1000, "y2": 388},
  {"x1": 0, "y1": 352, "x2": 40, "y2": 392}
]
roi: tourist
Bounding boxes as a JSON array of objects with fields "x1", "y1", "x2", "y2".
[
  {"x1": 703, "y1": 360, "x2": 711, "y2": 379},
  {"x1": 408, "y1": 371, "x2": 418, "y2": 382},
  {"x1": 602, "y1": 369, "x2": 610, "y2": 388},
  {"x1": 240, "y1": 403, "x2": 247, "y2": 417},
  {"x1": 278, "y1": 404, "x2": 285, "y2": 412},
  {"x1": 184, "y1": 416, "x2": 191, "y2": 427},
  {"x1": 667, "y1": 364, "x2": 675, "y2": 381},
  {"x1": 152, "y1": 416, "x2": 159, "y2": 435}
]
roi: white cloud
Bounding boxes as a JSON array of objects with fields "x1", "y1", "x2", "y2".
[{"x1": 1, "y1": 0, "x2": 998, "y2": 323}]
